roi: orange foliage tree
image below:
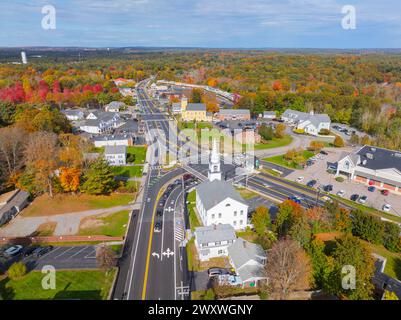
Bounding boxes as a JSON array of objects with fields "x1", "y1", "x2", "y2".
[{"x1": 59, "y1": 167, "x2": 81, "y2": 193}]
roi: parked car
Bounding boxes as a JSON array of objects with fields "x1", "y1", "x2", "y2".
[
  {"x1": 288, "y1": 196, "x2": 302, "y2": 204},
  {"x1": 296, "y1": 176, "x2": 305, "y2": 183},
  {"x1": 320, "y1": 150, "x2": 328, "y2": 155},
  {"x1": 323, "y1": 184, "x2": 333, "y2": 192},
  {"x1": 307, "y1": 180, "x2": 317, "y2": 188},
  {"x1": 337, "y1": 190, "x2": 346, "y2": 197},
  {"x1": 381, "y1": 190, "x2": 390, "y2": 196},
  {"x1": 4, "y1": 245, "x2": 23, "y2": 257},
  {"x1": 321, "y1": 196, "x2": 333, "y2": 203},
  {"x1": 358, "y1": 196, "x2": 368, "y2": 204},
  {"x1": 36, "y1": 246, "x2": 53, "y2": 257},
  {"x1": 154, "y1": 221, "x2": 162, "y2": 233},
  {"x1": 368, "y1": 186, "x2": 376, "y2": 192},
  {"x1": 207, "y1": 268, "x2": 233, "y2": 278},
  {"x1": 24, "y1": 246, "x2": 40, "y2": 257},
  {"x1": 350, "y1": 194, "x2": 359, "y2": 201},
  {"x1": 382, "y1": 204, "x2": 392, "y2": 213}
]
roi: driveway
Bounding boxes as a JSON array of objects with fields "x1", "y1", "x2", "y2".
[{"x1": 0, "y1": 205, "x2": 134, "y2": 237}]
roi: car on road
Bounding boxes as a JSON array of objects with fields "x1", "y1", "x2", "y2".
[
  {"x1": 337, "y1": 190, "x2": 346, "y2": 197},
  {"x1": 321, "y1": 196, "x2": 333, "y2": 203},
  {"x1": 320, "y1": 150, "x2": 328, "y2": 155},
  {"x1": 4, "y1": 245, "x2": 23, "y2": 257},
  {"x1": 288, "y1": 196, "x2": 302, "y2": 204},
  {"x1": 307, "y1": 180, "x2": 317, "y2": 188},
  {"x1": 368, "y1": 186, "x2": 376, "y2": 192},
  {"x1": 296, "y1": 176, "x2": 304, "y2": 183},
  {"x1": 382, "y1": 204, "x2": 392, "y2": 213},
  {"x1": 24, "y1": 246, "x2": 40, "y2": 257},
  {"x1": 381, "y1": 190, "x2": 390, "y2": 196},
  {"x1": 358, "y1": 195, "x2": 368, "y2": 204},
  {"x1": 323, "y1": 184, "x2": 333, "y2": 192},
  {"x1": 154, "y1": 221, "x2": 162, "y2": 233},
  {"x1": 350, "y1": 194, "x2": 359, "y2": 201},
  {"x1": 156, "y1": 209, "x2": 163, "y2": 217}
]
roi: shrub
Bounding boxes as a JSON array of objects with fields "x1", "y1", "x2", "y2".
[
  {"x1": 7, "y1": 262, "x2": 27, "y2": 280},
  {"x1": 319, "y1": 129, "x2": 330, "y2": 135},
  {"x1": 293, "y1": 128, "x2": 305, "y2": 134},
  {"x1": 335, "y1": 177, "x2": 344, "y2": 182},
  {"x1": 203, "y1": 288, "x2": 216, "y2": 300},
  {"x1": 308, "y1": 141, "x2": 324, "y2": 152},
  {"x1": 333, "y1": 135, "x2": 345, "y2": 148}
]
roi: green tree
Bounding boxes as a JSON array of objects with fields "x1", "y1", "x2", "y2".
[
  {"x1": 81, "y1": 158, "x2": 116, "y2": 195},
  {"x1": 383, "y1": 222, "x2": 401, "y2": 253},
  {"x1": 289, "y1": 214, "x2": 311, "y2": 248},
  {"x1": 383, "y1": 290, "x2": 399, "y2": 300},
  {"x1": 307, "y1": 238, "x2": 330, "y2": 289},
  {"x1": 351, "y1": 210, "x2": 384, "y2": 245},
  {"x1": 7, "y1": 262, "x2": 27, "y2": 280},
  {"x1": 203, "y1": 288, "x2": 216, "y2": 300},
  {"x1": 251, "y1": 206, "x2": 272, "y2": 237},
  {"x1": 324, "y1": 234, "x2": 375, "y2": 300},
  {"x1": 258, "y1": 124, "x2": 274, "y2": 141}
]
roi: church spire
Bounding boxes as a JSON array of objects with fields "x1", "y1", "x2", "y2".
[{"x1": 208, "y1": 138, "x2": 221, "y2": 182}]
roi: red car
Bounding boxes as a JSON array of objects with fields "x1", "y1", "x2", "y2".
[{"x1": 381, "y1": 190, "x2": 390, "y2": 196}]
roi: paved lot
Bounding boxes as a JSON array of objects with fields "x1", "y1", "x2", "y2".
[
  {"x1": 0, "y1": 245, "x2": 98, "y2": 272},
  {"x1": 286, "y1": 148, "x2": 401, "y2": 216}
]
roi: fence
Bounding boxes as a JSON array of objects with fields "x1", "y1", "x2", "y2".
[{"x1": 0, "y1": 235, "x2": 124, "y2": 245}]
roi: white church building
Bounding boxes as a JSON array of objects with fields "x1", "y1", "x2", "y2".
[{"x1": 195, "y1": 140, "x2": 249, "y2": 230}]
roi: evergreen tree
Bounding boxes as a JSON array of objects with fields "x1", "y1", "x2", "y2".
[{"x1": 81, "y1": 158, "x2": 116, "y2": 195}]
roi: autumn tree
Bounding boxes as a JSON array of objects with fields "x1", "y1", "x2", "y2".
[
  {"x1": 251, "y1": 206, "x2": 272, "y2": 237},
  {"x1": 24, "y1": 131, "x2": 59, "y2": 197},
  {"x1": 59, "y1": 167, "x2": 81, "y2": 193},
  {"x1": 96, "y1": 244, "x2": 117, "y2": 272},
  {"x1": 308, "y1": 141, "x2": 324, "y2": 152},
  {"x1": 274, "y1": 200, "x2": 304, "y2": 238},
  {"x1": 190, "y1": 88, "x2": 202, "y2": 103},
  {"x1": 333, "y1": 135, "x2": 345, "y2": 148},
  {"x1": 264, "y1": 239, "x2": 311, "y2": 299},
  {"x1": 274, "y1": 123, "x2": 286, "y2": 138}
]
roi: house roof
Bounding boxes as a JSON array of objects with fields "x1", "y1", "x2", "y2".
[
  {"x1": 219, "y1": 109, "x2": 250, "y2": 116},
  {"x1": 195, "y1": 224, "x2": 237, "y2": 245},
  {"x1": 93, "y1": 134, "x2": 132, "y2": 142},
  {"x1": 62, "y1": 109, "x2": 83, "y2": 116},
  {"x1": 356, "y1": 146, "x2": 401, "y2": 172},
  {"x1": 282, "y1": 109, "x2": 330, "y2": 127},
  {"x1": 106, "y1": 101, "x2": 126, "y2": 109},
  {"x1": 196, "y1": 180, "x2": 247, "y2": 211},
  {"x1": 227, "y1": 238, "x2": 266, "y2": 269},
  {"x1": 338, "y1": 151, "x2": 360, "y2": 166},
  {"x1": 237, "y1": 265, "x2": 266, "y2": 282},
  {"x1": 263, "y1": 111, "x2": 276, "y2": 115},
  {"x1": 114, "y1": 120, "x2": 139, "y2": 133},
  {"x1": 186, "y1": 103, "x2": 206, "y2": 111},
  {"x1": 105, "y1": 145, "x2": 127, "y2": 155}
]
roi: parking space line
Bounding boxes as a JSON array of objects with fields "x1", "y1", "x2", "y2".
[
  {"x1": 66, "y1": 246, "x2": 89, "y2": 260},
  {"x1": 84, "y1": 249, "x2": 97, "y2": 259},
  {"x1": 54, "y1": 246, "x2": 76, "y2": 259}
]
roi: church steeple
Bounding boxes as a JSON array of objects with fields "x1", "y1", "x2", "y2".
[{"x1": 208, "y1": 139, "x2": 221, "y2": 181}]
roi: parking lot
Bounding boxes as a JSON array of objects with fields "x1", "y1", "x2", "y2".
[
  {"x1": 0, "y1": 245, "x2": 98, "y2": 272},
  {"x1": 286, "y1": 148, "x2": 401, "y2": 216}
]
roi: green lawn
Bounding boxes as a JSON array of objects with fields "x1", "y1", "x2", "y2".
[
  {"x1": 264, "y1": 150, "x2": 315, "y2": 169},
  {"x1": 187, "y1": 190, "x2": 201, "y2": 231},
  {"x1": 78, "y1": 210, "x2": 130, "y2": 237},
  {"x1": 127, "y1": 146, "x2": 147, "y2": 164},
  {"x1": 112, "y1": 165, "x2": 143, "y2": 178},
  {"x1": 178, "y1": 121, "x2": 213, "y2": 130},
  {"x1": 236, "y1": 187, "x2": 258, "y2": 200},
  {"x1": 0, "y1": 269, "x2": 116, "y2": 300},
  {"x1": 247, "y1": 135, "x2": 293, "y2": 150}
]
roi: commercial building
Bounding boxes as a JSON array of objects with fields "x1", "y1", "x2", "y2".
[{"x1": 281, "y1": 109, "x2": 331, "y2": 136}]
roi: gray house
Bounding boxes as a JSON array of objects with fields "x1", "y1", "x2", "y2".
[
  {"x1": 104, "y1": 145, "x2": 127, "y2": 166},
  {"x1": 0, "y1": 189, "x2": 30, "y2": 227}
]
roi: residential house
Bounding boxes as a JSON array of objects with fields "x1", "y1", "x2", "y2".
[
  {"x1": 93, "y1": 134, "x2": 133, "y2": 148},
  {"x1": 104, "y1": 145, "x2": 127, "y2": 166},
  {"x1": 216, "y1": 109, "x2": 251, "y2": 121},
  {"x1": 182, "y1": 103, "x2": 210, "y2": 122},
  {"x1": 196, "y1": 140, "x2": 249, "y2": 230},
  {"x1": 262, "y1": 111, "x2": 276, "y2": 120},
  {"x1": 62, "y1": 109, "x2": 85, "y2": 121},
  {"x1": 281, "y1": 109, "x2": 331, "y2": 136},
  {"x1": 0, "y1": 189, "x2": 30, "y2": 227},
  {"x1": 227, "y1": 238, "x2": 267, "y2": 288},
  {"x1": 105, "y1": 101, "x2": 126, "y2": 112},
  {"x1": 79, "y1": 111, "x2": 122, "y2": 134},
  {"x1": 194, "y1": 224, "x2": 237, "y2": 262},
  {"x1": 336, "y1": 146, "x2": 401, "y2": 194}
]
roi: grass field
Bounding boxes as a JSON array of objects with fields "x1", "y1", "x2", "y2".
[
  {"x1": 364, "y1": 241, "x2": 401, "y2": 281},
  {"x1": 127, "y1": 146, "x2": 147, "y2": 164},
  {"x1": 78, "y1": 210, "x2": 130, "y2": 237},
  {"x1": 248, "y1": 135, "x2": 293, "y2": 150},
  {"x1": 22, "y1": 193, "x2": 134, "y2": 217},
  {"x1": 236, "y1": 187, "x2": 258, "y2": 200},
  {"x1": 0, "y1": 269, "x2": 116, "y2": 300},
  {"x1": 32, "y1": 222, "x2": 57, "y2": 236},
  {"x1": 187, "y1": 190, "x2": 201, "y2": 231},
  {"x1": 112, "y1": 165, "x2": 143, "y2": 178},
  {"x1": 264, "y1": 150, "x2": 315, "y2": 169}
]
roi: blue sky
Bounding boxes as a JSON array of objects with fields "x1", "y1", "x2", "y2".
[{"x1": 0, "y1": 0, "x2": 400, "y2": 48}]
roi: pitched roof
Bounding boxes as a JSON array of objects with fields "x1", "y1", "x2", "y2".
[
  {"x1": 106, "y1": 101, "x2": 126, "y2": 109},
  {"x1": 356, "y1": 145, "x2": 401, "y2": 172},
  {"x1": 104, "y1": 145, "x2": 127, "y2": 155},
  {"x1": 195, "y1": 224, "x2": 237, "y2": 245},
  {"x1": 92, "y1": 134, "x2": 132, "y2": 142},
  {"x1": 196, "y1": 180, "x2": 247, "y2": 211},
  {"x1": 186, "y1": 103, "x2": 206, "y2": 111},
  {"x1": 227, "y1": 238, "x2": 266, "y2": 269},
  {"x1": 282, "y1": 109, "x2": 330, "y2": 126},
  {"x1": 219, "y1": 109, "x2": 250, "y2": 116}
]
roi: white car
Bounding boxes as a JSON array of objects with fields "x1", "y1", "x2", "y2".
[
  {"x1": 337, "y1": 190, "x2": 346, "y2": 197},
  {"x1": 296, "y1": 176, "x2": 305, "y2": 183},
  {"x1": 4, "y1": 245, "x2": 23, "y2": 257},
  {"x1": 358, "y1": 196, "x2": 368, "y2": 204},
  {"x1": 321, "y1": 196, "x2": 333, "y2": 203},
  {"x1": 382, "y1": 204, "x2": 392, "y2": 213}
]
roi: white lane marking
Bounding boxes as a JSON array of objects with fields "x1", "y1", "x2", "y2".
[
  {"x1": 53, "y1": 246, "x2": 76, "y2": 259},
  {"x1": 66, "y1": 246, "x2": 90, "y2": 260}
]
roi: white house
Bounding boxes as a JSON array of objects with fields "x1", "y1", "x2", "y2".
[
  {"x1": 62, "y1": 109, "x2": 85, "y2": 121},
  {"x1": 262, "y1": 111, "x2": 276, "y2": 120},
  {"x1": 93, "y1": 134, "x2": 133, "y2": 148},
  {"x1": 105, "y1": 101, "x2": 126, "y2": 112},
  {"x1": 104, "y1": 145, "x2": 126, "y2": 166},
  {"x1": 194, "y1": 224, "x2": 237, "y2": 262},
  {"x1": 195, "y1": 139, "x2": 249, "y2": 230},
  {"x1": 336, "y1": 146, "x2": 401, "y2": 194},
  {"x1": 281, "y1": 109, "x2": 331, "y2": 136},
  {"x1": 79, "y1": 111, "x2": 122, "y2": 134},
  {"x1": 227, "y1": 238, "x2": 267, "y2": 288}
]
